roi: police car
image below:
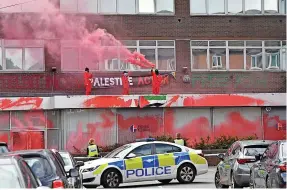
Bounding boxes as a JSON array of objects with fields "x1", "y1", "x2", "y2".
[{"x1": 80, "y1": 138, "x2": 208, "y2": 188}]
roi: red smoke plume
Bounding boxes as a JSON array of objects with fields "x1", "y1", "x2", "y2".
[{"x1": 0, "y1": 0, "x2": 155, "y2": 68}]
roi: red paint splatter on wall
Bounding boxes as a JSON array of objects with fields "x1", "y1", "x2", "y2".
[
  {"x1": 263, "y1": 114, "x2": 286, "y2": 140},
  {"x1": 213, "y1": 112, "x2": 261, "y2": 138},
  {"x1": 166, "y1": 95, "x2": 180, "y2": 107},
  {"x1": 83, "y1": 96, "x2": 136, "y2": 108},
  {"x1": 117, "y1": 112, "x2": 163, "y2": 143},
  {"x1": 65, "y1": 110, "x2": 115, "y2": 153},
  {"x1": 183, "y1": 95, "x2": 265, "y2": 107},
  {"x1": 0, "y1": 97, "x2": 43, "y2": 110},
  {"x1": 164, "y1": 109, "x2": 212, "y2": 145}
]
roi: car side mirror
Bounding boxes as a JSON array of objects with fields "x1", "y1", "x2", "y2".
[
  {"x1": 255, "y1": 154, "x2": 261, "y2": 161},
  {"x1": 217, "y1": 153, "x2": 224, "y2": 160},
  {"x1": 126, "y1": 153, "x2": 136, "y2": 159},
  {"x1": 76, "y1": 161, "x2": 84, "y2": 167},
  {"x1": 69, "y1": 168, "x2": 79, "y2": 177}
]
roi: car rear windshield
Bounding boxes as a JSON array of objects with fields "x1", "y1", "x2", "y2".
[
  {"x1": 243, "y1": 145, "x2": 269, "y2": 156},
  {"x1": 0, "y1": 145, "x2": 8, "y2": 154},
  {"x1": 24, "y1": 157, "x2": 53, "y2": 179},
  {"x1": 281, "y1": 142, "x2": 286, "y2": 159},
  {"x1": 59, "y1": 152, "x2": 73, "y2": 167},
  {"x1": 0, "y1": 164, "x2": 21, "y2": 188}
]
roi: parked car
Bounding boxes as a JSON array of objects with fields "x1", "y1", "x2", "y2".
[
  {"x1": 58, "y1": 150, "x2": 84, "y2": 188},
  {"x1": 215, "y1": 140, "x2": 274, "y2": 188},
  {"x1": 3, "y1": 149, "x2": 79, "y2": 188},
  {"x1": 250, "y1": 140, "x2": 286, "y2": 188},
  {"x1": 0, "y1": 155, "x2": 48, "y2": 188},
  {"x1": 80, "y1": 139, "x2": 208, "y2": 188},
  {"x1": 0, "y1": 142, "x2": 9, "y2": 154}
]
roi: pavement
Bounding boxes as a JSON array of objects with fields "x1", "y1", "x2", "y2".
[{"x1": 97, "y1": 167, "x2": 217, "y2": 189}]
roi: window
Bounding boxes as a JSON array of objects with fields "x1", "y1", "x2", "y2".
[
  {"x1": 229, "y1": 49, "x2": 244, "y2": 70},
  {"x1": 247, "y1": 49, "x2": 263, "y2": 70},
  {"x1": 228, "y1": 0, "x2": 243, "y2": 13},
  {"x1": 118, "y1": 0, "x2": 136, "y2": 14},
  {"x1": 60, "y1": 0, "x2": 78, "y2": 12},
  {"x1": 99, "y1": 0, "x2": 117, "y2": 13},
  {"x1": 0, "y1": 40, "x2": 44, "y2": 72},
  {"x1": 267, "y1": 143, "x2": 279, "y2": 159},
  {"x1": 60, "y1": 0, "x2": 174, "y2": 14},
  {"x1": 191, "y1": 49, "x2": 208, "y2": 69},
  {"x1": 208, "y1": 0, "x2": 225, "y2": 14},
  {"x1": 138, "y1": 0, "x2": 155, "y2": 13},
  {"x1": 156, "y1": 0, "x2": 174, "y2": 13},
  {"x1": 130, "y1": 144, "x2": 152, "y2": 157},
  {"x1": 245, "y1": 0, "x2": 262, "y2": 14},
  {"x1": 266, "y1": 50, "x2": 280, "y2": 69},
  {"x1": 243, "y1": 145, "x2": 269, "y2": 156},
  {"x1": 62, "y1": 40, "x2": 175, "y2": 72},
  {"x1": 264, "y1": 0, "x2": 279, "y2": 13},
  {"x1": 155, "y1": 143, "x2": 182, "y2": 154},
  {"x1": 24, "y1": 157, "x2": 53, "y2": 179},
  {"x1": 191, "y1": 40, "x2": 286, "y2": 71},
  {"x1": 209, "y1": 49, "x2": 226, "y2": 70},
  {"x1": 190, "y1": 0, "x2": 207, "y2": 14},
  {"x1": 78, "y1": 0, "x2": 98, "y2": 13},
  {"x1": 190, "y1": 0, "x2": 286, "y2": 15}
]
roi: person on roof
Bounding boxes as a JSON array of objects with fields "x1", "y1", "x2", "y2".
[
  {"x1": 151, "y1": 67, "x2": 163, "y2": 95},
  {"x1": 84, "y1": 67, "x2": 93, "y2": 95},
  {"x1": 121, "y1": 71, "x2": 130, "y2": 95}
]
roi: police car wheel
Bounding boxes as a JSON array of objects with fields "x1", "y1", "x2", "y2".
[
  {"x1": 158, "y1": 179, "x2": 172, "y2": 184},
  {"x1": 102, "y1": 169, "x2": 121, "y2": 188},
  {"x1": 177, "y1": 163, "x2": 196, "y2": 184}
]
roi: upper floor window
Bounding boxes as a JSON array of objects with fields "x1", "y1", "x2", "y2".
[
  {"x1": 190, "y1": 0, "x2": 287, "y2": 15},
  {"x1": 190, "y1": 40, "x2": 286, "y2": 71},
  {"x1": 60, "y1": 0, "x2": 174, "y2": 14},
  {"x1": 0, "y1": 0, "x2": 54, "y2": 13},
  {"x1": 61, "y1": 40, "x2": 176, "y2": 72},
  {"x1": 0, "y1": 40, "x2": 45, "y2": 72}
]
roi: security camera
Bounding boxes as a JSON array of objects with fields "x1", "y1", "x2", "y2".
[{"x1": 265, "y1": 107, "x2": 271, "y2": 112}]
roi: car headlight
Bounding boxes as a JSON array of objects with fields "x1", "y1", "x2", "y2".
[{"x1": 81, "y1": 165, "x2": 100, "y2": 173}]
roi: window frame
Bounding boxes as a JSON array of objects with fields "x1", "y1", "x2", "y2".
[
  {"x1": 190, "y1": 40, "x2": 286, "y2": 72},
  {"x1": 0, "y1": 40, "x2": 45, "y2": 73},
  {"x1": 190, "y1": 0, "x2": 287, "y2": 15},
  {"x1": 59, "y1": 0, "x2": 175, "y2": 15},
  {"x1": 61, "y1": 40, "x2": 176, "y2": 72}
]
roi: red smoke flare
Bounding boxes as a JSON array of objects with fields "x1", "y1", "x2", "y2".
[{"x1": 0, "y1": 0, "x2": 155, "y2": 69}]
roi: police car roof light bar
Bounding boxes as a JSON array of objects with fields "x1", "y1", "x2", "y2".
[{"x1": 135, "y1": 138, "x2": 155, "y2": 142}]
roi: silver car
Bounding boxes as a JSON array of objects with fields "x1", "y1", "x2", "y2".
[
  {"x1": 215, "y1": 140, "x2": 274, "y2": 188},
  {"x1": 58, "y1": 151, "x2": 84, "y2": 189}
]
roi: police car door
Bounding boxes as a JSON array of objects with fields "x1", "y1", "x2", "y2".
[
  {"x1": 124, "y1": 144, "x2": 155, "y2": 182},
  {"x1": 154, "y1": 143, "x2": 182, "y2": 180}
]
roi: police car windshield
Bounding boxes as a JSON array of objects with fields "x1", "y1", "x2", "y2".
[{"x1": 105, "y1": 145, "x2": 131, "y2": 158}]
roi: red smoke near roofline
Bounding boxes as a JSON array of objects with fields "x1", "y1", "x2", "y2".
[{"x1": 0, "y1": 0, "x2": 155, "y2": 68}]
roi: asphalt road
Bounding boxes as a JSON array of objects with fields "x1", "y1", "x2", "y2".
[{"x1": 97, "y1": 167, "x2": 217, "y2": 189}]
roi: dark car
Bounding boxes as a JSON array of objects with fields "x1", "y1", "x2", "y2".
[
  {"x1": 0, "y1": 155, "x2": 47, "y2": 188},
  {"x1": 58, "y1": 151, "x2": 84, "y2": 188},
  {"x1": 4, "y1": 149, "x2": 79, "y2": 188},
  {"x1": 215, "y1": 140, "x2": 274, "y2": 188},
  {"x1": 250, "y1": 140, "x2": 286, "y2": 188},
  {"x1": 0, "y1": 142, "x2": 9, "y2": 154}
]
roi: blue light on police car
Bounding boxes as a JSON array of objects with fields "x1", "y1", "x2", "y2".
[{"x1": 135, "y1": 138, "x2": 155, "y2": 142}]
